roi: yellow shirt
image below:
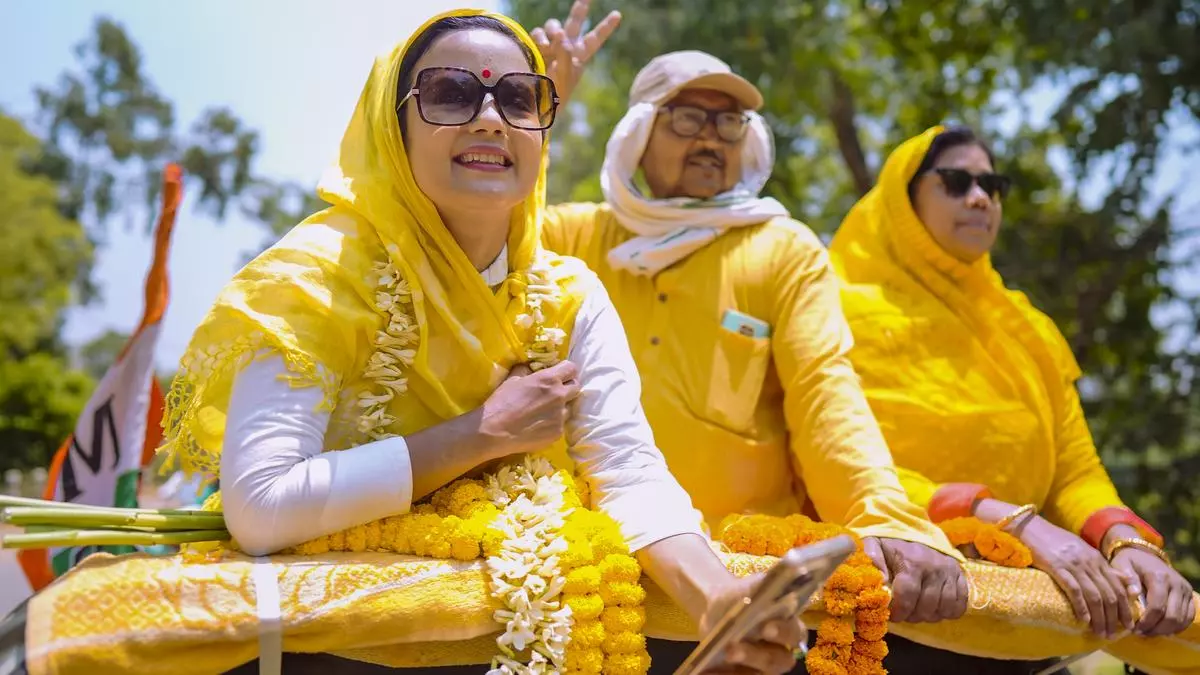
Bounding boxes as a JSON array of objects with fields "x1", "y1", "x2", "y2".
[
  {"x1": 829, "y1": 126, "x2": 1129, "y2": 535},
  {"x1": 543, "y1": 202, "x2": 956, "y2": 555}
]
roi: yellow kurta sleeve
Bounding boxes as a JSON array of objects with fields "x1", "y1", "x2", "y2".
[
  {"x1": 770, "y1": 227, "x2": 960, "y2": 559},
  {"x1": 896, "y1": 467, "x2": 942, "y2": 510},
  {"x1": 1044, "y1": 382, "x2": 1126, "y2": 534}
]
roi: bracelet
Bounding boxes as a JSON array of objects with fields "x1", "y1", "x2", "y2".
[
  {"x1": 929, "y1": 483, "x2": 993, "y2": 523},
  {"x1": 1080, "y1": 507, "x2": 1164, "y2": 550},
  {"x1": 1104, "y1": 537, "x2": 1171, "y2": 565},
  {"x1": 995, "y1": 503, "x2": 1037, "y2": 531}
]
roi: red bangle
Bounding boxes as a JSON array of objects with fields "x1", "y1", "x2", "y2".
[
  {"x1": 1080, "y1": 507, "x2": 1163, "y2": 550},
  {"x1": 928, "y1": 483, "x2": 993, "y2": 523}
]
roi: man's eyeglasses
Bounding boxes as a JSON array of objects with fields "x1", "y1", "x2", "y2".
[
  {"x1": 398, "y1": 66, "x2": 559, "y2": 131},
  {"x1": 658, "y1": 105, "x2": 750, "y2": 143},
  {"x1": 930, "y1": 168, "x2": 1012, "y2": 200}
]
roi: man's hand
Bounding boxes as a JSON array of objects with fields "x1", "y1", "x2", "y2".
[
  {"x1": 863, "y1": 537, "x2": 969, "y2": 623},
  {"x1": 530, "y1": 0, "x2": 621, "y2": 106}
]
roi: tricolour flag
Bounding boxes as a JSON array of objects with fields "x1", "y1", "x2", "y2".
[{"x1": 18, "y1": 164, "x2": 183, "y2": 590}]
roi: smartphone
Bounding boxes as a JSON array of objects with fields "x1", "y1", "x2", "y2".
[
  {"x1": 674, "y1": 534, "x2": 857, "y2": 675},
  {"x1": 720, "y1": 309, "x2": 771, "y2": 339}
]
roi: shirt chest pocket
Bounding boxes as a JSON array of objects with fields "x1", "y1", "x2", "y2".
[{"x1": 701, "y1": 325, "x2": 772, "y2": 435}]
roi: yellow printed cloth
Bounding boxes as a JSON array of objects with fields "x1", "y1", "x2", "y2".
[
  {"x1": 159, "y1": 8, "x2": 590, "y2": 475},
  {"x1": 25, "y1": 551, "x2": 1200, "y2": 674}
]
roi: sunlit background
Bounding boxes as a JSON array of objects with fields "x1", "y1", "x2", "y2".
[{"x1": 1, "y1": 5, "x2": 1196, "y2": 667}]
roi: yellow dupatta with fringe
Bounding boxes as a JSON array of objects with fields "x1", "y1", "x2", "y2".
[{"x1": 158, "y1": 9, "x2": 590, "y2": 477}]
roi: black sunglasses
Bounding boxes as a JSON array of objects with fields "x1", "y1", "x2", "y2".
[
  {"x1": 658, "y1": 105, "x2": 750, "y2": 143},
  {"x1": 931, "y1": 168, "x2": 1012, "y2": 200},
  {"x1": 398, "y1": 66, "x2": 559, "y2": 131}
]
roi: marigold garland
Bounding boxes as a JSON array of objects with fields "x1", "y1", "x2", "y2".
[
  {"x1": 937, "y1": 517, "x2": 1033, "y2": 568},
  {"x1": 558, "y1": 500, "x2": 651, "y2": 674},
  {"x1": 715, "y1": 514, "x2": 890, "y2": 675}
]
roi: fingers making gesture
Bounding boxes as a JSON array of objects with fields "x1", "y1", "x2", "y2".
[{"x1": 531, "y1": 0, "x2": 622, "y2": 105}]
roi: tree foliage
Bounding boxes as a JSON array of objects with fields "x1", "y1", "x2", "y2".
[
  {"x1": 0, "y1": 114, "x2": 95, "y2": 472},
  {"x1": 78, "y1": 329, "x2": 130, "y2": 382},
  {"x1": 27, "y1": 19, "x2": 259, "y2": 234},
  {"x1": 507, "y1": 0, "x2": 1200, "y2": 580},
  {"x1": 26, "y1": 17, "x2": 327, "y2": 257}
]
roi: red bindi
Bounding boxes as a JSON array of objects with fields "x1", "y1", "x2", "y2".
[{"x1": 481, "y1": 68, "x2": 492, "y2": 79}]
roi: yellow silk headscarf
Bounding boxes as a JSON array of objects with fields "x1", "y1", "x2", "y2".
[
  {"x1": 159, "y1": 9, "x2": 589, "y2": 477},
  {"x1": 829, "y1": 126, "x2": 1082, "y2": 508}
]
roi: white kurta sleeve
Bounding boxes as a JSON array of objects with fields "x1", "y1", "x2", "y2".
[
  {"x1": 221, "y1": 355, "x2": 413, "y2": 555},
  {"x1": 564, "y1": 284, "x2": 707, "y2": 552}
]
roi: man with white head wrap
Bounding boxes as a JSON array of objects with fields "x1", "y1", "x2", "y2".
[{"x1": 536, "y1": 43, "x2": 970, "y2": 663}]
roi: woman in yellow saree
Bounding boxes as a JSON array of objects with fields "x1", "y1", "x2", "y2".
[
  {"x1": 829, "y1": 125, "x2": 1195, "y2": 672},
  {"x1": 158, "y1": 8, "x2": 803, "y2": 675}
]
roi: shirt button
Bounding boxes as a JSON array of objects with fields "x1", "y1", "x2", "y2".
[
  {"x1": 657, "y1": 292, "x2": 668, "y2": 302},
  {"x1": 650, "y1": 336, "x2": 660, "y2": 346}
]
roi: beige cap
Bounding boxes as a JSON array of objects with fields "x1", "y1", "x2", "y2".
[{"x1": 628, "y1": 50, "x2": 763, "y2": 110}]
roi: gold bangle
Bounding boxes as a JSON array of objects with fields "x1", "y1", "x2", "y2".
[
  {"x1": 995, "y1": 503, "x2": 1037, "y2": 531},
  {"x1": 1104, "y1": 537, "x2": 1171, "y2": 565}
]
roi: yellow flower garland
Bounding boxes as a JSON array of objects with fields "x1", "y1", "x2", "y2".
[
  {"x1": 714, "y1": 514, "x2": 889, "y2": 675},
  {"x1": 937, "y1": 517, "x2": 1034, "y2": 568}
]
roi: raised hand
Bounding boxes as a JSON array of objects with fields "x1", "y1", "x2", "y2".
[{"x1": 530, "y1": 0, "x2": 622, "y2": 106}]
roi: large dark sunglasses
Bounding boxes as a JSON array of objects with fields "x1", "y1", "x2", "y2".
[
  {"x1": 658, "y1": 105, "x2": 750, "y2": 143},
  {"x1": 931, "y1": 168, "x2": 1012, "y2": 200},
  {"x1": 398, "y1": 66, "x2": 559, "y2": 131}
]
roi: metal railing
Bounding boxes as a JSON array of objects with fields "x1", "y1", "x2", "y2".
[{"x1": 2, "y1": 468, "x2": 48, "y2": 499}]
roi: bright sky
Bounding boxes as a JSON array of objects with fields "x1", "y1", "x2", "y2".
[
  {"x1": 1, "y1": 1, "x2": 1196, "y2": 372},
  {"x1": 0, "y1": 0, "x2": 501, "y2": 371}
]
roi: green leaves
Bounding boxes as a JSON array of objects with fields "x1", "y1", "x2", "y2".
[
  {"x1": 0, "y1": 116, "x2": 93, "y2": 355},
  {"x1": 0, "y1": 114, "x2": 96, "y2": 473}
]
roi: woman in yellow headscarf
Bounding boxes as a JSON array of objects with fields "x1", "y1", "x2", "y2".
[
  {"x1": 159, "y1": 8, "x2": 805, "y2": 675},
  {"x1": 829, "y1": 125, "x2": 1195, "y2": 671}
]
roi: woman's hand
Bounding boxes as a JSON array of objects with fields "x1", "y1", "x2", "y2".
[
  {"x1": 406, "y1": 360, "x2": 579, "y2": 499},
  {"x1": 530, "y1": 0, "x2": 621, "y2": 106},
  {"x1": 1110, "y1": 547, "x2": 1197, "y2": 636},
  {"x1": 697, "y1": 574, "x2": 807, "y2": 674},
  {"x1": 1019, "y1": 516, "x2": 1133, "y2": 637},
  {"x1": 478, "y1": 360, "x2": 581, "y2": 457}
]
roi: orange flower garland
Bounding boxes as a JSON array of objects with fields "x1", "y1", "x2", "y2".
[
  {"x1": 715, "y1": 514, "x2": 889, "y2": 675},
  {"x1": 938, "y1": 517, "x2": 1033, "y2": 568}
]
